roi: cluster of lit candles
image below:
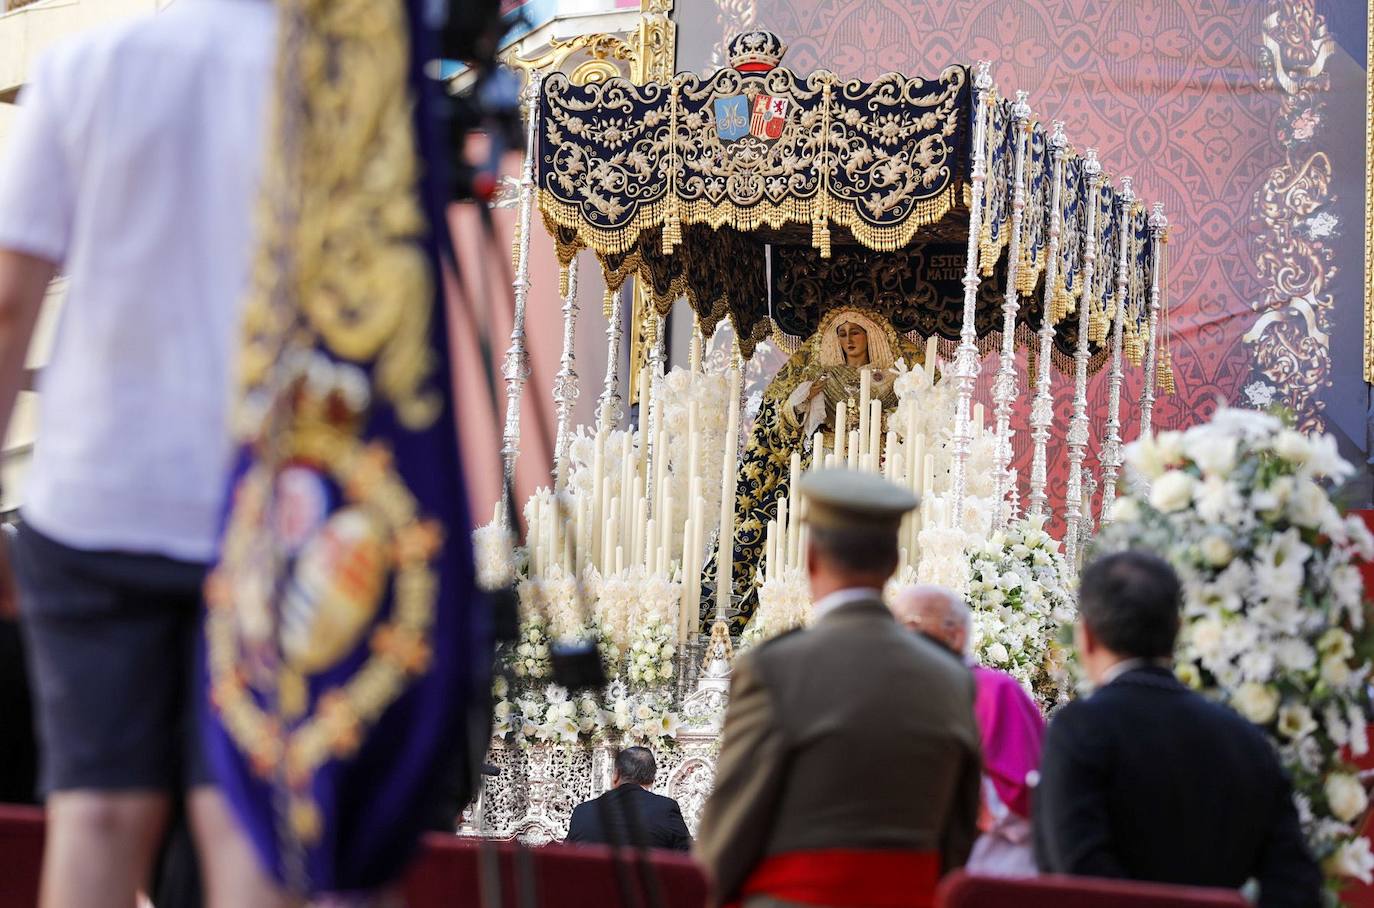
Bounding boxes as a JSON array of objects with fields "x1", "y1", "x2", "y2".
[{"x1": 522, "y1": 334, "x2": 989, "y2": 642}]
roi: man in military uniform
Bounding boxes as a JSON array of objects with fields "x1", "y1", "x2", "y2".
[{"x1": 696, "y1": 469, "x2": 982, "y2": 908}]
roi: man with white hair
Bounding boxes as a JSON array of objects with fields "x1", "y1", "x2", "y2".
[{"x1": 892, "y1": 584, "x2": 1045, "y2": 876}]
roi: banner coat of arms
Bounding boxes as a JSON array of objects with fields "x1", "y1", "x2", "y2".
[{"x1": 202, "y1": 0, "x2": 485, "y2": 893}]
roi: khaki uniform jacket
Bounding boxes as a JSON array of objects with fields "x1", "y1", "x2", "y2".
[{"x1": 695, "y1": 597, "x2": 982, "y2": 907}]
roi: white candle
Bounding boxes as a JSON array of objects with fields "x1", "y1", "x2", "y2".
[
  {"x1": 605, "y1": 506, "x2": 619, "y2": 575},
  {"x1": 884, "y1": 430, "x2": 899, "y2": 481},
  {"x1": 687, "y1": 401, "x2": 700, "y2": 494},
  {"x1": 645, "y1": 518, "x2": 657, "y2": 573},
  {"x1": 787, "y1": 451, "x2": 802, "y2": 565},
  {"x1": 905, "y1": 404, "x2": 919, "y2": 487},
  {"x1": 660, "y1": 494, "x2": 674, "y2": 571},
  {"x1": 868, "y1": 399, "x2": 882, "y2": 470},
  {"x1": 811, "y1": 432, "x2": 825, "y2": 470},
  {"x1": 858, "y1": 367, "x2": 872, "y2": 457},
  {"x1": 973, "y1": 402, "x2": 985, "y2": 439},
  {"x1": 925, "y1": 335, "x2": 938, "y2": 384},
  {"x1": 716, "y1": 364, "x2": 742, "y2": 620},
  {"x1": 620, "y1": 432, "x2": 634, "y2": 538},
  {"x1": 679, "y1": 512, "x2": 695, "y2": 641},
  {"x1": 633, "y1": 496, "x2": 646, "y2": 567},
  {"x1": 835, "y1": 402, "x2": 847, "y2": 465},
  {"x1": 615, "y1": 544, "x2": 624, "y2": 575},
  {"x1": 847, "y1": 430, "x2": 860, "y2": 470},
  {"x1": 575, "y1": 494, "x2": 587, "y2": 572},
  {"x1": 775, "y1": 497, "x2": 789, "y2": 573},
  {"x1": 591, "y1": 430, "x2": 606, "y2": 564},
  {"x1": 691, "y1": 491, "x2": 705, "y2": 622}
]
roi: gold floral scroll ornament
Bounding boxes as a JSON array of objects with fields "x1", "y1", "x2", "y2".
[{"x1": 236, "y1": 0, "x2": 440, "y2": 433}]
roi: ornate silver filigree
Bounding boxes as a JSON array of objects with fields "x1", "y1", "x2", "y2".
[
  {"x1": 553, "y1": 258, "x2": 581, "y2": 488},
  {"x1": 1139, "y1": 203, "x2": 1168, "y2": 438},
  {"x1": 1064, "y1": 149, "x2": 1103, "y2": 569},
  {"x1": 950, "y1": 60, "x2": 994, "y2": 529},
  {"x1": 501, "y1": 71, "x2": 544, "y2": 497},
  {"x1": 1098, "y1": 177, "x2": 1135, "y2": 524},
  {"x1": 991, "y1": 92, "x2": 1032, "y2": 528},
  {"x1": 1028, "y1": 121, "x2": 1068, "y2": 519}
]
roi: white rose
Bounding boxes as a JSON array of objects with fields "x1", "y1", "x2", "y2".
[
  {"x1": 1232, "y1": 682, "x2": 1280, "y2": 725},
  {"x1": 1150, "y1": 470, "x2": 1195, "y2": 513},
  {"x1": 1326, "y1": 773, "x2": 1370, "y2": 823},
  {"x1": 1321, "y1": 654, "x2": 1353, "y2": 689},
  {"x1": 1200, "y1": 534, "x2": 1234, "y2": 568},
  {"x1": 1327, "y1": 837, "x2": 1374, "y2": 884},
  {"x1": 1109, "y1": 496, "x2": 1142, "y2": 524},
  {"x1": 986, "y1": 642, "x2": 1010, "y2": 665}
]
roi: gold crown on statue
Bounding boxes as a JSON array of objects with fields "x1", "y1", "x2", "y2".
[{"x1": 728, "y1": 30, "x2": 787, "y2": 72}]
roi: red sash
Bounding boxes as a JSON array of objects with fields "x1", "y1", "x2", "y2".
[{"x1": 731, "y1": 848, "x2": 940, "y2": 908}]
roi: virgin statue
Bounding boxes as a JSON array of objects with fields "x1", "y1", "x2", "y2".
[{"x1": 702, "y1": 307, "x2": 925, "y2": 630}]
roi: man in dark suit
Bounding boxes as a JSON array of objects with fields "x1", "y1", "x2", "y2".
[
  {"x1": 565, "y1": 746, "x2": 690, "y2": 851},
  {"x1": 1034, "y1": 550, "x2": 1321, "y2": 907},
  {"x1": 696, "y1": 470, "x2": 981, "y2": 908}
]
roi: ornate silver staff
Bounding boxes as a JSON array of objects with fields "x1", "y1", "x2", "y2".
[
  {"x1": 1064, "y1": 149, "x2": 1103, "y2": 568},
  {"x1": 500, "y1": 70, "x2": 544, "y2": 500},
  {"x1": 1099, "y1": 176, "x2": 1135, "y2": 522},
  {"x1": 950, "y1": 60, "x2": 994, "y2": 530},
  {"x1": 991, "y1": 91, "x2": 1032, "y2": 528},
  {"x1": 1028, "y1": 121, "x2": 1068, "y2": 519},
  {"x1": 1139, "y1": 203, "x2": 1168, "y2": 438},
  {"x1": 552, "y1": 258, "x2": 581, "y2": 488}
]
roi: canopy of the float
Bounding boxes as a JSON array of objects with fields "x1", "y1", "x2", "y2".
[{"x1": 534, "y1": 32, "x2": 1155, "y2": 372}]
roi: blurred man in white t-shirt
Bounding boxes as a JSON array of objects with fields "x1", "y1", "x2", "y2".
[{"x1": 0, "y1": 2, "x2": 295, "y2": 905}]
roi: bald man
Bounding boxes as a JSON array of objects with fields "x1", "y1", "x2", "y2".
[
  {"x1": 892, "y1": 585, "x2": 1045, "y2": 876},
  {"x1": 891, "y1": 585, "x2": 970, "y2": 656}
]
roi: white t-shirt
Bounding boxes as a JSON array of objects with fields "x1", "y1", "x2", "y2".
[{"x1": 0, "y1": 0, "x2": 276, "y2": 562}]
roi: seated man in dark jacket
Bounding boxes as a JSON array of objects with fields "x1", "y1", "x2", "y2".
[
  {"x1": 566, "y1": 746, "x2": 691, "y2": 851},
  {"x1": 1034, "y1": 550, "x2": 1321, "y2": 907}
]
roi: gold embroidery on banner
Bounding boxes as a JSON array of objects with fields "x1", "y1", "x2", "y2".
[
  {"x1": 1250, "y1": 2, "x2": 1337, "y2": 431},
  {"x1": 237, "y1": 0, "x2": 439, "y2": 432},
  {"x1": 537, "y1": 65, "x2": 967, "y2": 261}
]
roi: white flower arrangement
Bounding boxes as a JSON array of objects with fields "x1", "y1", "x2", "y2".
[
  {"x1": 606, "y1": 680, "x2": 683, "y2": 744},
  {"x1": 965, "y1": 514, "x2": 1077, "y2": 708},
  {"x1": 741, "y1": 566, "x2": 810, "y2": 649},
  {"x1": 916, "y1": 519, "x2": 975, "y2": 592},
  {"x1": 594, "y1": 566, "x2": 682, "y2": 652},
  {"x1": 518, "y1": 564, "x2": 587, "y2": 641},
  {"x1": 509, "y1": 613, "x2": 552, "y2": 681},
  {"x1": 471, "y1": 519, "x2": 516, "y2": 591},
  {"x1": 626, "y1": 611, "x2": 678, "y2": 688},
  {"x1": 1100, "y1": 406, "x2": 1374, "y2": 889}
]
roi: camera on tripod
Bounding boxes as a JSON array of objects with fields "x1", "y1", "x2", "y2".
[{"x1": 441, "y1": 0, "x2": 526, "y2": 203}]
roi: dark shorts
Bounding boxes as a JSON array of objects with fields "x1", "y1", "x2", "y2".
[{"x1": 14, "y1": 522, "x2": 211, "y2": 795}]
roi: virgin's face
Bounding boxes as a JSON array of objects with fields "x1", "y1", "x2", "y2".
[{"x1": 836, "y1": 321, "x2": 869, "y2": 365}]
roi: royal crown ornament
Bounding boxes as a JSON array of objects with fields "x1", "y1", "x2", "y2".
[{"x1": 727, "y1": 30, "x2": 787, "y2": 72}]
